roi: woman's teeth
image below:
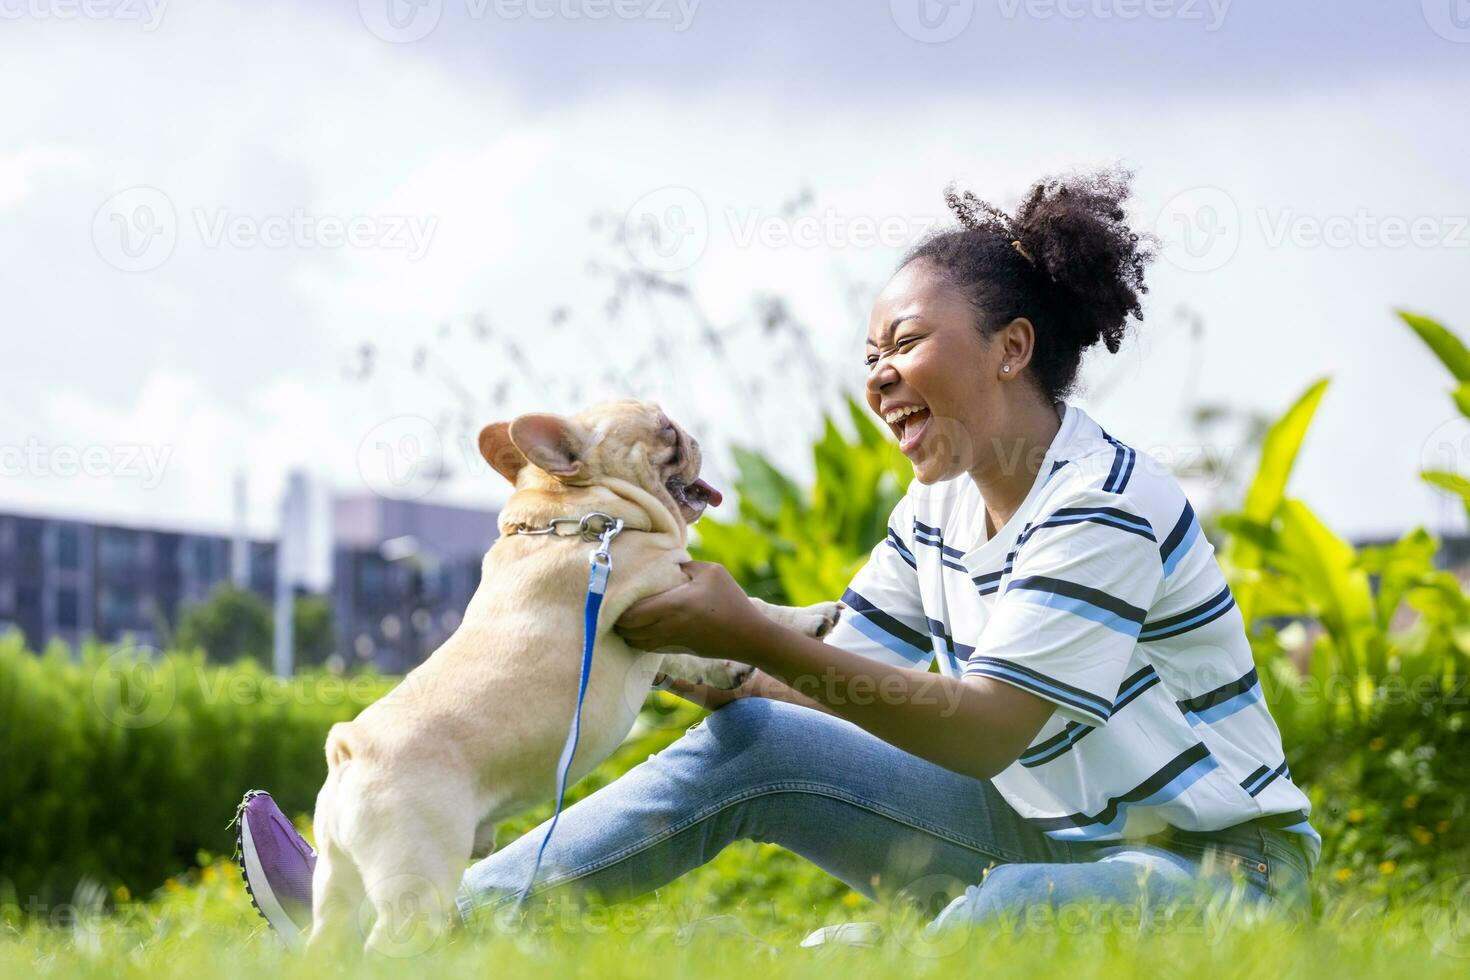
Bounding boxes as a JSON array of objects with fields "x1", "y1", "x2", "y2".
[
  {"x1": 883, "y1": 405, "x2": 926, "y2": 425},
  {"x1": 891, "y1": 407, "x2": 931, "y2": 452}
]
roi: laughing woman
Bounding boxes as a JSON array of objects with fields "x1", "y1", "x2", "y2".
[{"x1": 238, "y1": 167, "x2": 1316, "y2": 940}]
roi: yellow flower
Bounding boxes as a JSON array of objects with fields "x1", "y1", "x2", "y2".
[
  {"x1": 201, "y1": 865, "x2": 219, "y2": 884},
  {"x1": 1346, "y1": 809, "x2": 1364, "y2": 824},
  {"x1": 1379, "y1": 860, "x2": 1397, "y2": 875},
  {"x1": 842, "y1": 892, "x2": 865, "y2": 909},
  {"x1": 1437, "y1": 820, "x2": 1452, "y2": 834},
  {"x1": 1368, "y1": 737, "x2": 1387, "y2": 751},
  {"x1": 1403, "y1": 795, "x2": 1420, "y2": 810},
  {"x1": 1411, "y1": 826, "x2": 1435, "y2": 846},
  {"x1": 113, "y1": 885, "x2": 130, "y2": 902},
  {"x1": 164, "y1": 878, "x2": 184, "y2": 893},
  {"x1": 1334, "y1": 868, "x2": 1353, "y2": 882}
]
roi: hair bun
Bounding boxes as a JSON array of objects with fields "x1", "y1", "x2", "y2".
[
  {"x1": 1009, "y1": 167, "x2": 1154, "y2": 354},
  {"x1": 909, "y1": 166, "x2": 1155, "y2": 401}
]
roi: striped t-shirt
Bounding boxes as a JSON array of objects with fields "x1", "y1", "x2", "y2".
[{"x1": 825, "y1": 403, "x2": 1319, "y2": 860}]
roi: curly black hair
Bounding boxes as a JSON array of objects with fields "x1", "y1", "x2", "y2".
[{"x1": 901, "y1": 166, "x2": 1155, "y2": 402}]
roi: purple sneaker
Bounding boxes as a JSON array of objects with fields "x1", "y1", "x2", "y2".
[{"x1": 233, "y1": 790, "x2": 315, "y2": 945}]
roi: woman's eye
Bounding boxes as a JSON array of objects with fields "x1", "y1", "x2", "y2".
[{"x1": 895, "y1": 336, "x2": 918, "y2": 349}]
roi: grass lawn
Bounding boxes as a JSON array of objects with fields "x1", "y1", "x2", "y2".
[
  {"x1": 5, "y1": 839, "x2": 1469, "y2": 979},
  {"x1": 6, "y1": 695, "x2": 1470, "y2": 978}
]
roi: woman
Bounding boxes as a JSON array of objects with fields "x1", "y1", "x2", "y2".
[{"x1": 237, "y1": 168, "x2": 1316, "y2": 943}]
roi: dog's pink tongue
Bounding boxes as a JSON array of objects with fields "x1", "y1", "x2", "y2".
[{"x1": 693, "y1": 478, "x2": 723, "y2": 507}]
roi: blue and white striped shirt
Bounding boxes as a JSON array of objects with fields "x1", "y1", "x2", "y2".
[{"x1": 824, "y1": 404, "x2": 1319, "y2": 859}]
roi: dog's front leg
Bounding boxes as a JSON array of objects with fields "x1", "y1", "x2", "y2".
[
  {"x1": 750, "y1": 598, "x2": 842, "y2": 639},
  {"x1": 656, "y1": 652, "x2": 753, "y2": 691},
  {"x1": 471, "y1": 820, "x2": 497, "y2": 860}
]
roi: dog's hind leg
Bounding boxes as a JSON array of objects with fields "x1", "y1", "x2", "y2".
[
  {"x1": 305, "y1": 771, "x2": 367, "y2": 956},
  {"x1": 352, "y1": 778, "x2": 475, "y2": 957},
  {"x1": 305, "y1": 838, "x2": 364, "y2": 956}
]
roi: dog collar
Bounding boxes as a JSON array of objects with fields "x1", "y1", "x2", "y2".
[{"x1": 507, "y1": 511, "x2": 627, "y2": 542}]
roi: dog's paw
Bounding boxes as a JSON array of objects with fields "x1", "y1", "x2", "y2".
[
  {"x1": 793, "y1": 601, "x2": 842, "y2": 639},
  {"x1": 471, "y1": 821, "x2": 498, "y2": 860},
  {"x1": 701, "y1": 660, "x2": 755, "y2": 691}
]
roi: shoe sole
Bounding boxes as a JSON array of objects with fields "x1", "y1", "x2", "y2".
[{"x1": 234, "y1": 793, "x2": 305, "y2": 948}]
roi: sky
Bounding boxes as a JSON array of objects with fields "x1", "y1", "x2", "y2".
[{"x1": 2, "y1": 0, "x2": 1469, "y2": 548}]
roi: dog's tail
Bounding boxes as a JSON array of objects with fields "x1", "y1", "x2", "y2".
[{"x1": 324, "y1": 722, "x2": 354, "y2": 771}]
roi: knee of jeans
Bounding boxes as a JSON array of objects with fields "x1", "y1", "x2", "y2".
[
  {"x1": 929, "y1": 865, "x2": 1055, "y2": 930},
  {"x1": 677, "y1": 697, "x2": 807, "y2": 773},
  {"x1": 971, "y1": 864, "x2": 1064, "y2": 913}
]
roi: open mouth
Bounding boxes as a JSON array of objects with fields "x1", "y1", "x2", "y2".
[
  {"x1": 666, "y1": 476, "x2": 723, "y2": 522},
  {"x1": 883, "y1": 404, "x2": 932, "y2": 455}
]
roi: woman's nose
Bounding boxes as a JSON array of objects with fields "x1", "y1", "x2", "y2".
[{"x1": 866, "y1": 358, "x2": 898, "y2": 393}]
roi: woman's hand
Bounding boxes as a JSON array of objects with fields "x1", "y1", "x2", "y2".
[
  {"x1": 614, "y1": 561, "x2": 766, "y2": 662},
  {"x1": 659, "y1": 669, "x2": 834, "y2": 715},
  {"x1": 657, "y1": 672, "x2": 764, "y2": 711}
]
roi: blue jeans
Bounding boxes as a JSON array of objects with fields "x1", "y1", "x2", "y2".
[{"x1": 457, "y1": 698, "x2": 1312, "y2": 931}]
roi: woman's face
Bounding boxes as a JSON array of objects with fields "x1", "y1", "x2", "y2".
[{"x1": 865, "y1": 258, "x2": 1005, "y2": 484}]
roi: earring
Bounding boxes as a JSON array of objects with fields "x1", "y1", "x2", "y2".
[{"x1": 1001, "y1": 364, "x2": 1011, "y2": 373}]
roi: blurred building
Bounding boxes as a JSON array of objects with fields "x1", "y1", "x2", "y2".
[
  {"x1": 0, "y1": 495, "x2": 499, "y2": 672},
  {"x1": 331, "y1": 496, "x2": 499, "y2": 674},
  {"x1": 0, "y1": 509, "x2": 276, "y2": 651}
]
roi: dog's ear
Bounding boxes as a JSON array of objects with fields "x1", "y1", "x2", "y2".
[
  {"x1": 478, "y1": 422, "x2": 528, "y2": 485},
  {"x1": 507, "y1": 413, "x2": 589, "y2": 483}
]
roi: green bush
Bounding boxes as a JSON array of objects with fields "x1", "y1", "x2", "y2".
[
  {"x1": 692, "y1": 396, "x2": 911, "y2": 605},
  {"x1": 172, "y1": 585, "x2": 337, "y2": 667},
  {"x1": 0, "y1": 636, "x2": 391, "y2": 905}
]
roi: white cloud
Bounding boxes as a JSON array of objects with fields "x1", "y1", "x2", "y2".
[
  {"x1": 0, "y1": 145, "x2": 83, "y2": 210},
  {"x1": 1, "y1": 3, "x2": 1467, "y2": 546}
]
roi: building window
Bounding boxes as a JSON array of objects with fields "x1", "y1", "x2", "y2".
[
  {"x1": 57, "y1": 587, "x2": 79, "y2": 628},
  {"x1": 57, "y1": 526, "x2": 81, "y2": 569}
]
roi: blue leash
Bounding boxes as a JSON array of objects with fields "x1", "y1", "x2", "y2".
[{"x1": 515, "y1": 514, "x2": 624, "y2": 908}]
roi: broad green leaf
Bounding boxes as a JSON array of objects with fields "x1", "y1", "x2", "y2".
[
  {"x1": 1275, "y1": 498, "x2": 1379, "y2": 686},
  {"x1": 1401, "y1": 309, "x2": 1470, "y2": 383},
  {"x1": 1241, "y1": 378, "x2": 1330, "y2": 525},
  {"x1": 1223, "y1": 378, "x2": 1329, "y2": 623},
  {"x1": 730, "y1": 445, "x2": 802, "y2": 523},
  {"x1": 1422, "y1": 469, "x2": 1470, "y2": 511}
]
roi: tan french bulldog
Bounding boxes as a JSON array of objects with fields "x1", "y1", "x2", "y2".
[{"x1": 307, "y1": 400, "x2": 840, "y2": 954}]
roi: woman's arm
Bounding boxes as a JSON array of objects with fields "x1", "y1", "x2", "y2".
[{"x1": 616, "y1": 562, "x2": 1055, "y2": 781}]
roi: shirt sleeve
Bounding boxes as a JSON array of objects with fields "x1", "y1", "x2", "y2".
[
  {"x1": 822, "y1": 493, "x2": 935, "y2": 669},
  {"x1": 961, "y1": 488, "x2": 1163, "y2": 726}
]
